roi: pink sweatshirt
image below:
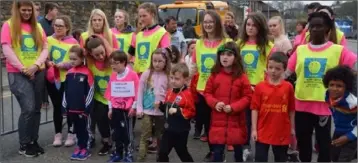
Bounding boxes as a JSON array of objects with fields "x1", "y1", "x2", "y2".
[
  {"x1": 288, "y1": 41, "x2": 357, "y2": 115},
  {"x1": 1, "y1": 21, "x2": 48, "y2": 72},
  {"x1": 105, "y1": 67, "x2": 139, "y2": 110},
  {"x1": 131, "y1": 25, "x2": 171, "y2": 49},
  {"x1": 136, "y1": 70, "x2": 169, "y2": 116}
]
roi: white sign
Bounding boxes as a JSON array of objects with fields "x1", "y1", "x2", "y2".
[{"x1": 111, "y1": 81, "x2": 135, "y2": 97}]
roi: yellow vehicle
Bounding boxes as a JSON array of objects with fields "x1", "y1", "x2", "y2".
[{"x1": 158, "y1": 0, "x2": 229, "y2": 38}]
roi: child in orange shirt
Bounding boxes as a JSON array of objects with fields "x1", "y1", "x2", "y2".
[{"x1": 251, "y1": 52, "x2": 295, "y2": 162}]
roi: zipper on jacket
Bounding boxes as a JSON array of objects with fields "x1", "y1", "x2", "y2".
[{"x1": 225, "y1": 78, "x2": 234, "y2": 145}]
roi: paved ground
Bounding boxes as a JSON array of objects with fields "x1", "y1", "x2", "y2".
[{"x1": 0, "y1": 40, "x2": 356, "y2": 162}]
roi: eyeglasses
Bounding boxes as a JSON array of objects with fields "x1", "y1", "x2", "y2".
[{"x1": 54, "y1": 24, "x2": 65, "y2": 28}]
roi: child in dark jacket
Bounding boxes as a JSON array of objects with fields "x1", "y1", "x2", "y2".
[
  {"x1": 62, "y1": 45, "x2": 94, "y2": 161},
  {"x1": 157, "y1": 63, "x2": 196, "y2": 162},
  {"x1": 323, "y1": 65, "x2": 357, "y2": 162}
]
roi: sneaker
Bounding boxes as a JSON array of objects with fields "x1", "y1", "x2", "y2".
[
  {"x1": 33, "y1": 141, "x2": 45, "y2": 155},
  {"x1": 203, "y1": 152, "x2": 213, "y2": 162},
  {"x1": 108, "y1": 152, "x2": 122, "y2": 162},
  {"x1": 122, "y1": 155, "x2": 133, "y2": 162},
  {"x1": 287, "y1": 152, "x2": 299, "y2": 162},
  {"x1": 243, "y1": 148, "x2": 253, "y2": 162},
  {"x1": 227, "y1": 145, "x2": 234, "y2": 151},
  {"x1": 64, "y1": 133, "x2": 76, "y2": 147},
  {"x1": 18, "y1": 144, "x2": 38, "y2": 158},
  {"x1": 98, "y1": 142, "x2": 111, "y2": 156},
  {"x1": 53, "y1": 133, "x2": 63, "y2": 147},
  {"x1": 147, "y1": 144, "x2": 157, "y2": 154},
  {"x1": 200, "y1": 134, "x2": 208, "y2": 142},
  {"x1": 193, "y1": 130, "x2": 201, "y2": 139},
  {"x1": 70, "y1": 147, "x2": 81, "y2": 160},
  {"x1": 77, "y1": 148, "x2": 91, "y2": 161}
]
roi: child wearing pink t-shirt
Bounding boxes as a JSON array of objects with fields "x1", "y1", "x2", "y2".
[
  {"x1": 285, "y1": 12, "x2": 357, "y2": 162},
  {"x1": 105, "y1": 50, "x2": 139, "y2": 162}
]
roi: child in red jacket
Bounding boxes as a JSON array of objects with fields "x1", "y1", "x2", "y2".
[
  {"x1": 251, "y1": 52, "x2": 295, "y2": 162},
  {"x1": 158, "y1": 63, "x2": 196, "y2": 162},
  {"x1": 204, "y1": 42, "x2": 252, "y2": 162}
]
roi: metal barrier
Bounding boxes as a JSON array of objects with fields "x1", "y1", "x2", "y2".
[{"x1": 0, "y1": 58, "x2": 54, "y2": 136}]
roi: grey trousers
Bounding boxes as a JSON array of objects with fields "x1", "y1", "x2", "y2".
[{"x1": 8, "y1": 71, "x2": 45, "y2": 145}]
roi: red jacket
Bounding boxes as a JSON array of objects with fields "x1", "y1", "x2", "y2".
[
  {"x1": 190, "y1": 73, "x2": 199, "y2": 103},
  {"x1": 204, "y1": 70, "x2": 252, "y2": 145}
]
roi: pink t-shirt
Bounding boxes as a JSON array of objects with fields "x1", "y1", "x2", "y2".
[
  {"x1": 1, "y1": 21, "x2": 48, "y2": 72},
  {"x1": 287, "y1": 41, "x2": 357, "y2": 115},
  {"x1": 111, "y1": 28, "x2": 136, "y2": 51},
  {"x1": 131, "y1": 25, "x2": 170, "y2": 49},
  {"x1": 104, "y1": 67, "x2": 139, "y2": 110},
  {"x1": 299, "y1": 30, "x2": 347, "y2": 47}
]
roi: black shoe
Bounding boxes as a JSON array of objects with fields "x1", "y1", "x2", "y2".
[
  {"x1": 98, "y1": 142, "x2": 111, "y2": 156},
  {"x1": 33, "y1": 141, "x2": 45, "y2": 155},
  {"x1": 193, "y1": 130, "x2": 201, "y2": 139},
  {"x1": 18, "y1": 144, "x2": 38, "y2": 158},
  {"x1": 203, "y1": 152, "x2": 213, "y2": 162}
]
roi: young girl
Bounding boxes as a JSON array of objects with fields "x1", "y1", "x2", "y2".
[
  {"x1": 169, "y1": 45, "x2": 181, "y2": 66},
  {"x1": 204, "y1": 42, "x2": 252, "y2": 162},
  {"x1": 105, "y1": 50, "x2": 139, "y2": 162},
  {"x1": 268, "y1": 16, "x2": 292, "y2": 54},
  {"x1": 128, "y1": 2, "x2": 171, "y2": 74},
  {"x1": 190, "y1": 10, "x2": 230, "y2": 160},
  {"x1": 62, "y1": 45, "x2": 94, "y2": 161},
  {"x1": 236, "y1": 12, "x2": 275, "y2": 161},
  {"x1": 323, "y1": 66, "x2": 357, "y2": 162},
  {"x1": 285, "y1": 12, "x2": 357, "y2": 162},
  {"x1": 136, "y1": 48, "x2": 171, "y2": 162},
  {"x1": 84, "y1": 35, "x2": 113, "y2": 155}
]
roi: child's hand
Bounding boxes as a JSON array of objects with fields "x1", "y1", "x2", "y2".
[
  {"x1": 154, "y1": 101, "x2": 160, "y2": 110},
  {"x1": 251, "y1": 130, "x2": 257, "y2": 141},
  {"x1": 108, "y1": 111, "x2": 112, "y2": 120},
  {"x1": 136, "y1": 111, "x2": 144, "y2": 118},
  {"x1": 215, "y1": 102, "x2": 225, "y2": 112},
  {"x1": 169, "y1": 108, "x2": 177, "y2": 115},
  {"x1": 223, "y1": 105, "x2": 232, "y2": 113},
  {"x1": 129, "y1": 109, "x2": 136, "y2": 117},
  {"x1": 291, "y1": 128, "x2": 296, "y2": 136},
  {"x1": 332, "y1": 135, "x2": 349, "y2": 147}
]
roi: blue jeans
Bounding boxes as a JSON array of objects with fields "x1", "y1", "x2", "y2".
[{"x1": 212, "y1": 144, "x2": 243, "y2": 162}]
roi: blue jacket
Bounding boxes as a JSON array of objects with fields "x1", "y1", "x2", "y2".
[
  {"x1": 326, "y1": 91, "x2": 357, "y2": 141},
  {"x1": 62, "y1": 66, "x2": 94, "y2": 114}
]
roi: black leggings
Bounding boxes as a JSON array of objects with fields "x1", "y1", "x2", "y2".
[
  {"x1": 90, "y1": 100, "x2": 111, "y2": 139},
  {"x1": 47, "y1": 81, "x2": 72, "y2": 134},
  {"x1": 194, "y1": 93, "x2": 212, "y2": 151}
]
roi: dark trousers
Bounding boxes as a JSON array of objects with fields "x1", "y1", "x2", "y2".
[
  {"x1": 111, "y1": 109, "x2": 133, "y2": 156},
  {"x1": 255, "y1": 141, "x2": 288, "y2": 162},
  {"x1": 68, "y1": 113, "x2": 90, "y2": 149},
  {"x1": 90, "y1": 100, "x2": 111, "y2": 139},
  {"x1": 331, "y1": 133, "x2": 357, "y2": 162},
  {"x1": 194, "y1": 93, "x2": 212, "y2": 151},
  {"x1": 295, "y1": 111, "x2": 331, "y2": 162},
  {"x1": 46, "y1": 81, "x2": 72, "y2": 134},
  {"x1": 8, "y1": 71, "x2": 44, "y2": 144},
  {"x1": 212, "y1": 144, "x2": 243, "y2": 162},
  {"x1": 244, "y1": 109, "x2": 251, "y2": 147},
  {"x1": 158, "y1": 130, "x2": 193, "y2": 162}
]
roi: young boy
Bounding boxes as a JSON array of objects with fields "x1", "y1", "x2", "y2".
[
  {"x1": 157, "y1": 63, "x2": 195, "y2": 162},
  {"x1": 251, "y1": 52, "x2": 295, "y2": 162},
  {"x1": 323, "y1": 65, "x2": 357, "y2": 162}
]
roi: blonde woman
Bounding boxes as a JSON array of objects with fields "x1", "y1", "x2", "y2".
[
  {"x1": 1, "y1": 1, "x2": 48, "y2": 157},
  {"x1": 80, "y1": 9, "x2": 118, "y2": 49},
  {"x1": 268, "y1": 16, "x2": 292, "y2": 54}
]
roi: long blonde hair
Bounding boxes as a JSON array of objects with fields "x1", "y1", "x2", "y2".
[
  {"x1": 10, "y1": 1, "x2": 43, "y2": 50},
  {"x1": 87, "y1": 9, "x2": 113, "y2": 47},
  {"x1": 269, "y1": 16, "x2": 285, "y2": 36}
]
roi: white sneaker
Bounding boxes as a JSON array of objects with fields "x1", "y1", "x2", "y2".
[
  {"x1": 243, "y1": 148, "x2": 252, "y2": 162},
  {"x1": 53, "y1": 133, "x2": 63, "y2": 147},
  {"x1": 64, "y1": 133, "x2": 76, "y2": 147}
]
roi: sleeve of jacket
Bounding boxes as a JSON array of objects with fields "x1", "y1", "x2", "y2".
[
  {"x1": 190, "y1": 73, "x2": 199, "y2": 103},
  {"x1": 176, "y1": 90, "x2": 196, "y2": 119},
  {"x1": 230, "y1": 75, "x2": 252, "y2": 113},
  {"x1": 85, "y1": 70, "x2": 95, "y2": 114},
  {"x1": 132, "y1": 72, "x2": 140, "y2": 109},
  {"x1": 204, "y1": 74, "x2": 220, "y2": 110}
]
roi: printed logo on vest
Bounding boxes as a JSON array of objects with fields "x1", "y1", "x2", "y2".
[
  {"x1": 242, "y1": 50, "x2": 259, "y2": 69},
  {"x1": 94, "y1": 75, "x2": 110, "y2": 94},
  {"x1": 304, "y1": 58, "x2": 327, "y2": 78},
  {"x1": 50, "y1": 46, "x2": 66, "y2": 64},
  {"x1": 137, "y1": 42, "x2": 150, "y2": 59},
  {"x1": 200, "y1": 54, "x2": 216, "y2": 73},
  {"x1": 117, "y1": 38, "x2": 125, "y2": 51}
]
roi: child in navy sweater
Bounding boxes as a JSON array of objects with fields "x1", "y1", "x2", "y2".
[
  {"x1": 323, "y1": 65, "x2": 357, "y2": 162},
  {"x1": 62, "y1": 45, "x2": 94, "y2": 161}
]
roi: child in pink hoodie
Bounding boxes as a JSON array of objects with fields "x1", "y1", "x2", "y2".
[{"x1": 105, "y1": 50, "x2": 139, "y2": 162}]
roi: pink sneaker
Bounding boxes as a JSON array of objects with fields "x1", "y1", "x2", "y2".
[
  {"x1": 53, "y1": 133, "x2": 63, "y2": 147},
  {"x1": 64, "y1": 133, "x2": 76, "y2": 147}
]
